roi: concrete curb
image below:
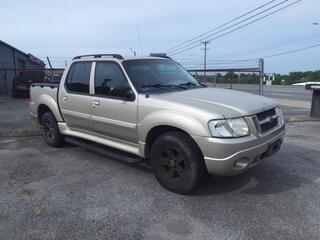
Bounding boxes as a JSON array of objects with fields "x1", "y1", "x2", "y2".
[{"x1": 285, "y1": 115, "x2": 320, "y2": 122}]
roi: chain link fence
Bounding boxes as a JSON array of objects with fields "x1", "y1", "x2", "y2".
[{"x1": 0, "y1": 94, "x2": 40, "y2": 137}]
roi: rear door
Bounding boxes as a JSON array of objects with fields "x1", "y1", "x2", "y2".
[
  {"x1": 59, "y1": 62, "x2": 93, "y2": 133},
  {"x1": 89, "y1": 61, "x2": 138, "y2": 144}
]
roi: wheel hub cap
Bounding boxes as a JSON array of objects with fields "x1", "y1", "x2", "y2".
[{"x1": 159, "y1": 147, "x2": 186, "y2": 180}]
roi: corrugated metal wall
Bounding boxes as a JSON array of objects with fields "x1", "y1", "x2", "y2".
[{"x1": 0, "y1": 42, "x2": 44, "y2": 95}]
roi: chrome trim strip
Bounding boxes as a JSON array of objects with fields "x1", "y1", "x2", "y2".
[
  {"x1": 259, "y1": 114, "x2": 279, "y2": 125},
  {"x1": 91, "y1": 115, "x2": 137, "y2": 129},
  {"x1": 204, "y1": 130, "x2": 285, "y2": 162},
  {"x1": 61, "y1": 109, "x2": 90, "y2": 119}
]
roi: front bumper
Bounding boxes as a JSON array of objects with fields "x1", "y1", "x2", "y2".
[{"x1": 192, "y1": 125, "x2": 285, "y2": 176}]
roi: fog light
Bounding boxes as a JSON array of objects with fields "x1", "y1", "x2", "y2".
[{"x1": 234, "y1": 158, "x2": 250, "y2": 170}]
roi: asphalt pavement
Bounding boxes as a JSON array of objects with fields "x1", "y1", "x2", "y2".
[
  {"x1": 0, "y1": 121, "x2": 319, "y2": 240},
  {"x1": 262, "y1": 86, "x2": 312, "y2": 116}
]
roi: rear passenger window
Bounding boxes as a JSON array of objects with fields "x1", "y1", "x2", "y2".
[
  {"x1": 95, "y1": 62, "x2": 130, "y2": 98},
  {"x1": 66, "y1": 62, "x2": 92, "y2": 94}
]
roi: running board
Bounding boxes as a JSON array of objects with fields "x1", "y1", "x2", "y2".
[{"x1": 65, "y1": 136, "x2": 144, "y2": 164}]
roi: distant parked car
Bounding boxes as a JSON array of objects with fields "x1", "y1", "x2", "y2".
[{"x1": 292, "y1": 81, "x2": 320, "y2": 86}]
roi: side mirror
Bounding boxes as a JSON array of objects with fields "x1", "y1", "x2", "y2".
[{"x1": 125, "y1": 88, "x2": 135, "y2": 101}]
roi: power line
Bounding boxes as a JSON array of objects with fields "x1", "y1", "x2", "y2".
[
  {"x1": 178, "y1": 43, "x2": 320, "y2": 66},
  {"x1": 246, "y1": 32, "x2": 320, "y2": 57},
  {"x1": 169, "y1": 0, "x2": 302, "y2": 56},
  {"x1": 262, "y1": 43, "x2": 320, "y2": 58},
  {"x1": 165, "y1": 0, "x2": 276, "y2": 52},
  {"x1": 167, "y1": 0, "x2": 291, "y2": 54}
]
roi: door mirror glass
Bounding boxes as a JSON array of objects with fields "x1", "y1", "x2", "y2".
[{"x1": 125, "y1": 88, "x2": 135, "y2": 101}]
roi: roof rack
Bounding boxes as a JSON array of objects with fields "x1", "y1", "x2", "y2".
[
  {"x1": 73, "y1": 54, "x2": 124, "y2": 60},
  {"x1": 149, "y1": 53, "x2": 172, "y2": 59}
]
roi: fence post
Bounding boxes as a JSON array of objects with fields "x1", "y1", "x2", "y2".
[{"x1": 259, "y1": 58, "x2": 264, "y2": 96}]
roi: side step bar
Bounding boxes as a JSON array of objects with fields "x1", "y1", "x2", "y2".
[{"x1": 65, "y1": 136, "x2": 144, "y2": 164}]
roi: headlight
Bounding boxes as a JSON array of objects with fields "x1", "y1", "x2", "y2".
[
  {"x1": 208, "y1": 118, "x2": 250, "y2": 138},
  {"x1": 275, "y1": 106, "x2": 285, "y2": 126}
]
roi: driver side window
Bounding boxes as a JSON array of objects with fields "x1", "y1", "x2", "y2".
[{"x1": 94, "y1": 62, "x2": 130, "y2": 98}]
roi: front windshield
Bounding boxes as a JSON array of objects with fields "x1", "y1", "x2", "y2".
[{"x1": 122, "y1": 59, "x2": 203, "y2": 92}]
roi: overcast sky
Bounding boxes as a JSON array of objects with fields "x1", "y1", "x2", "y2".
[{"x1": 1, "y1": 0, "x2": 319, "y2": 73}]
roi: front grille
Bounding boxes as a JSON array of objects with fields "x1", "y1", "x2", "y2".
[
  {"x1": 255, "y1": 108, "x2": 279, "y2": 134},
  {"x1": 256, "y1": 108, "x2": 276, "y2": 121},
  {"x1": 260, "y1": 118, "x2": 278, "y2": 132}
]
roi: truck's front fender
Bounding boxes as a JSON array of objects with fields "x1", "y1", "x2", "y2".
[{"x1": 138, "y1": 110, "x2": 210, "y2": 143}]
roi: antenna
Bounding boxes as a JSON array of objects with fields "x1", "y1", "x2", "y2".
[
  {"x1": 137, "y1": 27, "x2": 144, "y2": 55},
  {"x1": 46, "y1": 56, "x2": 53, "y2": 70},
  {"x1": 46, "y1": 56, "x2": 54, "y2": 80}
]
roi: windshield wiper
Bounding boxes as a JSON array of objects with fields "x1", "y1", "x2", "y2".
[
  {"x1": 141, "y1": 83, "x2": 187, "y2": 90},
  {"x1": 179, "y1": 82, "x2": 197, "y2": 87},
  {"x1": 179, "y1": 81, "x2": 206, "y2": 87}
]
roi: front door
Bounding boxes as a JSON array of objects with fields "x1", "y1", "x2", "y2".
[{"x1": 90, "y1": 61, "x2": 138, "y2": 144}]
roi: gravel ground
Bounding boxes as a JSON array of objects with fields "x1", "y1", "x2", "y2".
[{"x1": 0, "y1": 121, "x2": 319, "y2": 240}]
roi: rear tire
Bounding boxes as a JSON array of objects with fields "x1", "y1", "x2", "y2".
[
  {"x1": 41, "y1": 112, "x2": 64, "y2": 147},
  {"x1": 150, "y1": 131, "x2": 206, "y2": 194}
]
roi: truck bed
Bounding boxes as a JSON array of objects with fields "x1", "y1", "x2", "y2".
[{"x1": 29, "y1": 83, "x2": 62, "y2": 122}]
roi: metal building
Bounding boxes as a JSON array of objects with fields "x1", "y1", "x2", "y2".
[{"x1": 0, "y1": 40, "x2": 45, "y2": 95}]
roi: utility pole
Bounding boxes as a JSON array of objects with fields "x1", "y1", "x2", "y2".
[
  {"x1": 201, "y1": 41, "x2": 210, "y2": 83},
  {"x1": 259, "y1": 58, "x2": 264, "y2": 96}
]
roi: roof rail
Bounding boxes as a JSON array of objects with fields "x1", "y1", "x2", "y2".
[
  {"x1": 73, "y1": 54, "x2": 124, "y2": 60},
  {"x1": 149, "y1": 53, "x2": 172, "y2": 60}
]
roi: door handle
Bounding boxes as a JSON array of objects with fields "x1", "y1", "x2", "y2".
[
  {"x1": 93, "y1": 100, "x2": 100, "y2": 106},
  {"x1": 62, "y1": 96, "x2": 68, "y2": 101}
]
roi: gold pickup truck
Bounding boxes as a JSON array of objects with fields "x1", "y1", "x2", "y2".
[{"x1": 30, "y1": 54, "x2": 285, "y2": 194}]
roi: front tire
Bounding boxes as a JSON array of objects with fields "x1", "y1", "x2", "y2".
[
  {"x1": 150, "y1": 131, "x2": 206, "y2": 194},
  {"x1": 41, "y1": 112, "x2": 64, "y2": 147}
]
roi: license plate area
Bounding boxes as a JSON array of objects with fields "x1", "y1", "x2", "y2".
[{"x1": 267, "y1": 138, "x2": 283, "y2": 157}]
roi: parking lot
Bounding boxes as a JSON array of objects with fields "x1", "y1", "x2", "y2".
[
  {"x1": 246, "y1": 85, "x2": 312, "y2": 117},
  {"x1": 0, "y1": 121, "x2": 319, "y2": 240},
  {"x1": 208, "y1": 84, "x2": 313, "y2": 117}
]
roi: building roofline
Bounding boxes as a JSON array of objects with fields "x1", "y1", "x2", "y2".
[
  {"x1": 0, "y1": 40, "x2": 29, "y2": 57},
  {"x1": 0, "y1": 39, "x2": 44, "y2": 65}
]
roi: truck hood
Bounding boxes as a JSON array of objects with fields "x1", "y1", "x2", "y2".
[{"x1": 153, "y1": 87, "x2": 277, "y2": 118}]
